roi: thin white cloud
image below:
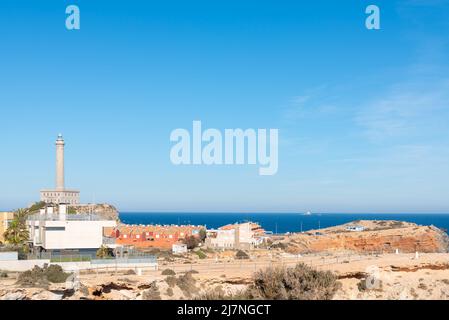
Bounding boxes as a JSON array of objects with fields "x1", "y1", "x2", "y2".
[
  {"x1": 355, "y1": 80, "x2": 449, "y2": 142},
  {"x1": 281, "y1": 85, "x2": 341, "y2": 122}
]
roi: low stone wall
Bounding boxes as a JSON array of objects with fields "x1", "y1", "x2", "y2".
[
  {"x1": 0, "y1": 252, "x2": 18, "y2": 261},
  {"x1": 54, "y1": 261, "x2": 91, "y2": 271},
  {"x1": 0, "y1": 259, "x2": 157, "y2": 272},
  {"x1": 0, "y1": 259, "x2": 50, "y2": 272},
  {"x1": 55, "y1": 261, "x2": 158, "y2": 272}
]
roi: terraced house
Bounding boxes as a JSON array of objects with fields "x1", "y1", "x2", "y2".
[{"x1": 110, "y1": 224, "x2": 204, "y2": 249}]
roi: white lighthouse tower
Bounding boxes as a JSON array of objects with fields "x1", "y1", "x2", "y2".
[
  {"x1": 55, "y1": 134, "x2": 65, "y2": 190},
  {"x1": 40, "y1": 134, "x2": 80, "y2": 205}
]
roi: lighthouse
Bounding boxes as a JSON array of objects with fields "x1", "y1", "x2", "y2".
[
  {"x1": 56, "y1": 134, "x2": 65, "y2": 190},
  {"x1": 40, "y1": 134, "x2": 80, "y2": 205}
]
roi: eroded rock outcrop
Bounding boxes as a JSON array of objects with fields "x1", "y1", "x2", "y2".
[
  {"x1": 285, "y1": 220, "x2": 449, "y2": 254},
  {"x1": 69, "y1": 203, "x2": 119, "y2": 221}
]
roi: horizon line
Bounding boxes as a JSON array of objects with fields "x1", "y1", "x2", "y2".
[{"x1": 118, "y1": 211, "x2": 449, "y2": 215}]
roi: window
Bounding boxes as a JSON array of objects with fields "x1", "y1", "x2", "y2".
[{"x1": 46, "y1": 227, "x2": 65, "y2": 231}]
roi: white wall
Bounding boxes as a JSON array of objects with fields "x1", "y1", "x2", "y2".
[
  {"x1": 208, "y1": 223, "x2": 257, "y2": 248},
  {"x1": 209, "y1": 229, "x2": 235, "y2": 248},
  {"x1": 40, "y1": 220, "x2": 116, "y2": 250},
  {"x1": 172, "y1": 244, "x2": 188, "y2": 254},
  {"x1": 238, "y1": 223, "x2": 254, "y2": 244},
  {"x1": 0, "y1": 252, "x2": 18, "y2": 261},
  {"x1": 56, "y1": 261, "x2": 158, "y2": 272},
  {"x1": 0, "y1": 260, "x2": 158, "y2": 272},
  {"x1": 0, "y1": 260, "x2": 50, "y2": 272}
]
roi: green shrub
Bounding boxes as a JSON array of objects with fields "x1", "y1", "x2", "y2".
[
  {"x1": 28, "y1": 202, "x2": 46, "y2": 213},
  {"x1": 17, "y1": 264, "x2": 70, "y2": 287},
  {"x1": 186, "y1": 270, "x2": 199, "y2": 274},
  {"x1": 46, "y1": 265, "x2": 70, "y2": 283},
  {"x1": 141, "y1": 281, "x2": 161, "y2": 300},
  {"x1": 184, "y1": 236, "x2": 200, "y2": 250},
  {"x1": 18, "y1": 266, "x2": 47, "y2": 287},
  {"x1": 197, "y1": 288, "x2": 248, "y2": 300},
  {"x1": 418, "y1": 283, "x2": 428, "y2": 290},
  {"x1": 67, "y1": 206, "x2": 77, "y2": 214},
  {"x1": 0, "y1": 271, "x2": 8, "y2": 278},
  {"x1": 199, "y1": 229, "x2": 207, "y2": 242},
  {"x1": 195, "y1": 250, "x2": 207, "y2": 259},
  {"x1": 166, "y1": 288, "x2": 174, "y2": 297},
  {"x1": 197, "y1": 263, "x2": 341, "y2": 300},
  {"x1": 165, "y1": 276, "x2": 177, "y2": 288},
  {"x1": 176, "y1": 273, "x2": 198, "y2": 298},
  {"x1": 357, "y1": 278, "x2": 383, "y2": 292},
  {"x1": 235, "y1": 250, "x2": 250, "y2": 260},
  {"x1": 161, "y1": 268, "x2": 176, "y2": 276},
  {"x1": 270, "y1": 242, "x2": 287, "y2": 250},
  {"x1": 246, "y1": 263, "x2": 341, "y2": 300},
  {"x1": 96, "y1": 245, "x2": 112, "y2": 258},
  {"x1": 124, "y1": 269, "x2": 136, "y2": 275}
]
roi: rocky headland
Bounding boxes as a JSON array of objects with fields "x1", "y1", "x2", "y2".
[{"x1": 279, "y1": 220, "x2": 449, "y2": 254}]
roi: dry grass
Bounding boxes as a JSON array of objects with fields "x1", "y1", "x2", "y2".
[
  {"x1": 17, "y1": 265, "x2": 70, "y2": 287},
  {"x1": 141, "y1": 281, "x2": 161, "y2": 300},
  {"x1": 165, "y1": 276, "x2": 177, "y2": 288},
  {"x1": 161, "y1": 268, "x2": 176, "y2": 276},
  {"x1": 198, "y1": 263, "x2": 341, "y2": 300},
  {"x1": 246, "y1": 263, "x2": 341, "y2": 300},
  {"x1": 166, "y1": 288, "x2": 174, "y2": 297},
  {"x1": 176, "y1": 273, "x2": 199, "y2": 298}
]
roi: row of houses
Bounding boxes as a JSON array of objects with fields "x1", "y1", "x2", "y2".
[
  {"x1": 108, "y1": 224, "x2": 204, "y2": 249},
  {"x1": 109, "y1": 221, "x2": 269, "y2": 252}
]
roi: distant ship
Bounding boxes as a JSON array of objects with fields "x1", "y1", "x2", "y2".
[{"x1": 303, "y1": 211, "x2": 312, "y2": 216}]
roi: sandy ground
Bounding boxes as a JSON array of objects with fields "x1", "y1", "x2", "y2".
[{"x1": 1, "y1": 252, "x2": 449, "y2": 300}]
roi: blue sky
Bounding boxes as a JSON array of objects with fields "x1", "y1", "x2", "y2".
[{"x1": 1, "y1": 0, "x2": 448, "y2": 213}]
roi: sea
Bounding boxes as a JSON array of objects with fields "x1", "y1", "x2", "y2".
[{"x1": 119, "y1": 212, "x2": 449, "y2": 235}]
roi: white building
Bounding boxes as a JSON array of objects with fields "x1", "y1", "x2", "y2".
[
  {"x1": 346, "y1": 225, "x2": 365, "y2": 232},
  {"x1": 206, "y1": 222, "x2": 266, "y2": 250},
  {"x1": 40, "y1": 134, "x2": 80, "y2": 205},
  {"x1": 172, "y1": 243, "x2": 188, "y2": 254},
  {"x1": 207, "y1": 229, "x2": 235, "y2": 249},
  {"x1": 27, "y1": 205, "x2": 116, "y2": 251}
]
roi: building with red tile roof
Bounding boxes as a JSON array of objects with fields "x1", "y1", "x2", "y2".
[{"x1": 110, "y1": 224, "x2": 204, "y2": 249}]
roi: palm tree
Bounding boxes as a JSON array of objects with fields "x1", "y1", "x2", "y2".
[
  {"x1": 96, "y1": 245, "x2": 111, "y2": 259},
  {"x1": 15, "y1": 208, "x2": 29, "y2": 224},
  {"x1": 3, "y1": 209, "x2": 29, "y2": 245}
]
